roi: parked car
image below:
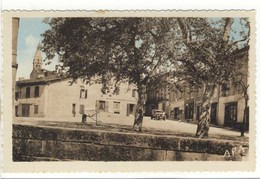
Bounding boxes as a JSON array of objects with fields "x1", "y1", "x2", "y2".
[{"x1": 151, "y1": 109, "x2": 166, "y2": 120}]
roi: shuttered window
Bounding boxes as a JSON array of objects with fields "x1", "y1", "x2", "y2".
[
  {"x1": 34, "y1": 86, "x2": 39, "y2": 98},
  {"x1": 26, "y1": 87, "x2": 30, "y2": 98},
  {"x1": 79, "y1": 104, "x2": 85, "y2": 114},
  {"x1": 98, "y1": 100, "x2": 105, "y2": 111},
  {"x1": 114, "y1": 101, "x2": 120, "y2": 114}
]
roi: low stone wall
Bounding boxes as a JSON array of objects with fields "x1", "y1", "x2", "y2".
[{"x1": 13, "y1": 124, "x2": 249, "y2": 161}]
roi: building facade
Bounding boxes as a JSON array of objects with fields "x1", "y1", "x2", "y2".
[
  {"x1": 15, "y1": 47, "x2": 138, "y2": 119},
  {"x1": 146, "y1": 47, "x2": 249, "y2": 128}
]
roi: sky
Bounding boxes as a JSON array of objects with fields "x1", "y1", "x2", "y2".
[
  {"x1": 16, "y1": 18, "x2": 247, "y2": 80},
  {"x1": 16, "y1": 18, "x2": 58, "y2": 79}
]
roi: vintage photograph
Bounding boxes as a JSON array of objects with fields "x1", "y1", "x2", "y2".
[
  {"x1": 12, "y1": 15, "x2": 251, "y2": 161},
  {"x1": 2, "y1": 11, "x2": 255, "y2": 172}
]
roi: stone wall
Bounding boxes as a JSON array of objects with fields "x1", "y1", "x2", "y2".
[{"x1": 13, "y1": 124, "x2": 248, "y2": 161}]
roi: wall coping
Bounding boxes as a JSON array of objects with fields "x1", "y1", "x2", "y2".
[{"x1": 13, "y1": 123, "x2": 248, "y2": 156}]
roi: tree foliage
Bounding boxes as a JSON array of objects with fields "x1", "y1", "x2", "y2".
[
  {"x1": 41, "y1": 17, "x2": 250, "y2": 135},
  {"x1": 42, "y1": 18, "x2": 176, "y2": 86},
  {"x1": 42, "y1": 17, "x2": 178, "y2": 131},
  {"x1": 172, "y1": 17, "x2": 250, "y2": 137}
]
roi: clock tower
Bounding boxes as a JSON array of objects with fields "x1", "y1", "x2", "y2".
[{"x1": 33, "y1": 44, "x2": 43, "y2": 71}]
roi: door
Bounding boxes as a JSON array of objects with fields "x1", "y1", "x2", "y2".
[
  {"x1": 22, "y1": 104, "x2": 30, "y2": 117},
  {"x1": 210, "y1": 103, "x2": 218, "y2": 125},
  {"x1": 224, "y1": 102, "x2": 237, "y2": 127},
  {"x1": 173, "y1": 107, "x2": 179, "y2": 119},
  {"x1": 185, "y1": 103, "x2": 194, "y2": 120}
]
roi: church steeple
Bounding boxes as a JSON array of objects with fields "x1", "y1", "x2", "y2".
[{"x1": 33, "y1": 43, "x2": 43, "y2": 71}]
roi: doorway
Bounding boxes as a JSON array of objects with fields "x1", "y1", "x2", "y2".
[
  {"x1": 210, "y1": 103, "x2": 218, "y2": 125},
  {"x1": 224, "y1": 102, "x2": 237, "y2": 127},
  {"x1": 173, "y1": 107, "x2": 179, "y2": 120},
  {"x1": 185, "y1": 102, "x2": 194, "y2": 120}
]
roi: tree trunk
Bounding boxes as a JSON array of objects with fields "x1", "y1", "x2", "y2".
[
  {"x1": 195, "y1": 85, "x2": 215, "y2": 138},
  {"x1": 132, "y1": 85, "x2": 145, "y2": 132}
]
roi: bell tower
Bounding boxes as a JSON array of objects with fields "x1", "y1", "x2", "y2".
[{"x1": 33, "y1": 44, "x2": 43, "y2": 71}]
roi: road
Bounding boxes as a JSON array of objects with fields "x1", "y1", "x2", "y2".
[
  {"x1": 99, "y1": 116, "x2": 248, "y2": 138},
  {"x1": 14, "y1": 115, "x2": 248, "y2": 138}
]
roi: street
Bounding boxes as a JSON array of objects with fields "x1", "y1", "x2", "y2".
[{"x1": 14, "y1": 115, "x2": 248, "y2": 140}]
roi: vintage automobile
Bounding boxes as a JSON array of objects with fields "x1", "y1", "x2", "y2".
[{"x1": 151, "y1": 109, "x2": 166, "y2": 120}]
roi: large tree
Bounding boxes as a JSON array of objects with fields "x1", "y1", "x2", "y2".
[
  {"x1": 41, "y1": 17, "x2": 176, "y2": 131},
  {"x1": 173, "y1": 18, "x2": 250, "y2": 138},
  {"x1": 41, "y1": 17, "x2": 250, "y2": 136}
]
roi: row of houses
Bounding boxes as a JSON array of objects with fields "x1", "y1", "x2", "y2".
[
  {"x1": 15, "y1": 45, "x2": 249, "y2": 129},
  {"x1": 146, "y1": 47, "x2": 249, "y2": 128}
]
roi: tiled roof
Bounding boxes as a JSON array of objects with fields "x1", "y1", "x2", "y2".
[{"x1": 17, "y1": 73, "x2": 65, "y2": 86}]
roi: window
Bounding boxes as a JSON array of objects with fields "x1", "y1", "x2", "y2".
[
  {"x1": 72, "y1": 103, "x2": 76, "y2": 117},
  {"x1": 127, "y1": 104, "x2": 135, "y2": 116},
  {"x1": 80, "y1": 89, "x2": 87, "y2": 99},
  {"x1": 132, "y1": 89, "x2": 136, "y2": 97},
  {"x1": 113, "y1": 101, "x2": 120, "y2": 114},
  {"x1": 98, "y1": 100, "x2": 106, "y2": 111},
  {"x1": 224, "y1": 102, "x2": 238, "y2": 127},
  {"x1": 114, "y1": 101, "x2": 120, "y2": 109},
  {"x1": 115, "y1": 86, "x2": 120, "y2": 95},
  {"x1": 129, "y1": 104, "x2": 135, "y2": 114},
  {"x1": 81, "y1": 89, "x2": 87, "y2": 98},
  {"x1": 34, "y1": 86, "x2": 39, "y2": 98},
  {"x1": 85, "y1": 90, "x2": 88, "y2": 98},
  {"x1": 26, "y1": 87, "x2": 30, "y2": 98},
  {"x1": 34, "y1": 105, "x2": 38, "y2": 114},
  {"x1": 15, "y1": 106, "x2": 19, "y2": 117},
  {"x1": 79, "y1": 104, "x2": 85, "y2": 114}
]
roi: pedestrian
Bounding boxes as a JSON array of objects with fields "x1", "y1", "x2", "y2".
[
  {"x1": 162, "y1": 112, "x2": 166, "y2": 121},
  {"x1": 82, "y1": 113, "x2": 87, "y2": 123}
]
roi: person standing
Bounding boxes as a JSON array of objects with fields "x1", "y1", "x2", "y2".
[{"x1": 82, "y1": 113, "x2": 87, "y2": 123}]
